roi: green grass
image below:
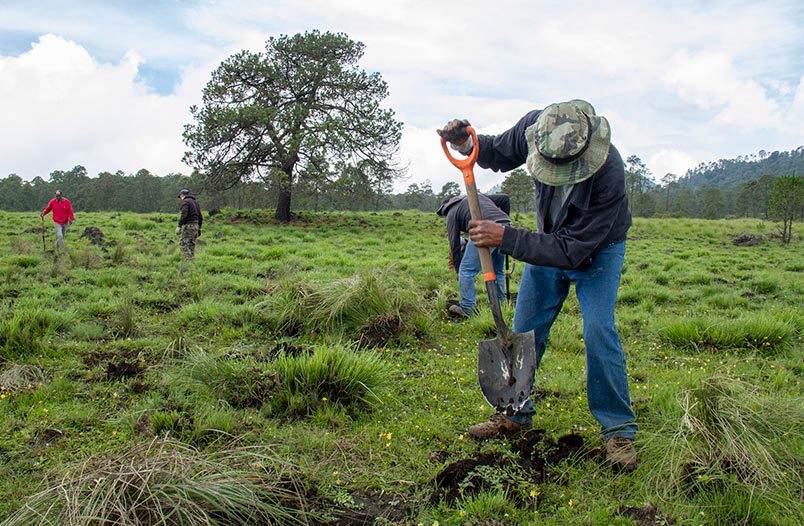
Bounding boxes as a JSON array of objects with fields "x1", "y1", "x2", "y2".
[{"x1": 0, "y1": 212, "x2": 802, "y2": 525}]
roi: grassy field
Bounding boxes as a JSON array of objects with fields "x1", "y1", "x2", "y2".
[{"x1": 1, "y1": 209, "x2": 802, "y2": 525}]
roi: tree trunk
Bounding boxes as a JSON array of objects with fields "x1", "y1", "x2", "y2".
[
  {"x1": 275, "y1": 188, "x2": 292, "y2": 222},
  {"x1": 273, "y1": 161, "x2": 297, "y2": 222}
]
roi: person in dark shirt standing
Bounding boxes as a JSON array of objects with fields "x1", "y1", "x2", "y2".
[{"x1": 176, "y1": 189, "x2": 202, "y2": 260}]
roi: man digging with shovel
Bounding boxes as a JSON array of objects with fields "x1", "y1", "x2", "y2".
[{"x1": 437, "y1": 99, "x2": 638, "y2": 471}]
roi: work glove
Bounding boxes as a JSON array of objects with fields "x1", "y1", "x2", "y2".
[
  {"x1": 40, "y1": 211, "x2": 44, "y2": 218},
  {"x1": 437, "y1": 119, "x2": 473, "y2": 155},
  {"x1": 68, "y1": 220, "x2": 73, "y2": 226},
  {"x1": 175, "y1": 226, "x2": 181, "y2": 235}
]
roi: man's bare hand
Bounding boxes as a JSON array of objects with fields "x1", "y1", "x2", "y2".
[{"x1": 468, "y1": 220, "x2": 504, "y2": 247}]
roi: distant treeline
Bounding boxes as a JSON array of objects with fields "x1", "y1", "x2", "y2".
[
  {"x1": 679, "y1": 147, "x2": 804, "y2": 190},
  {"x1": 626, "y1": 146, "x2": 804, "y2": 219},
  {"x1": 2, "y1": 145, "x2": 803, "y2": 220}
]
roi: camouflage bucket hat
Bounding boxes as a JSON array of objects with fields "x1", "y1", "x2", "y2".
[{"x1": 525, "y1": 99, "x2": 611, "y2": 186}]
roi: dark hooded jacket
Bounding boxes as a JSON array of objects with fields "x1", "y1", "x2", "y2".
[
  {"x1": 179, "y1": 195, "x2": 203, "y2": 230},
  {"x1": 475, "y1": 109, "x2": 631, "y2": 270},
  {"x1": 437, "y1": 194, "x2": 510, "y2": 271}
]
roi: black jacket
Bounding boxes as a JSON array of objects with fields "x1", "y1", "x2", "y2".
[
  {"x1": 476, "y1": 110, "x2": 631, "y2": 270},
  {"x1": 439, "y1": 194, "x2": 510, "y2": 272},
  {"x1": 179, "y1": 196, "x2": 203, "y2": 229}
]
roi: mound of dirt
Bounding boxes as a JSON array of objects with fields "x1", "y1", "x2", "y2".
[
  {"x1": 618, "y1": 504, "x2": 675, "y2": 525},
  {"x1": 732, "y1": 232, "x2": 762, "y2": 246},
  {"x1": 357, "y1": 313, "x2": 405, "y2": 347},
  {"x1": 106, "y1": 360, "x2": 144, "y2": 381},
  {"x1": 79, "y1": 226, "x2": 106, "y2": 246},
  {"x1": 430, "y1": 430, "x2": 589, "y2": 505}
]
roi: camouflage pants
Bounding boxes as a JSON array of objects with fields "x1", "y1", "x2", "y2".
[{"x1": 179, "y1": 223, "x2": 199, "y2": 260}]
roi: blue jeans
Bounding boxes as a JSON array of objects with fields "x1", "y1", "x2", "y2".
[
  {"x1": 458, "y1": 240, "x2": 506, "y2": 314},
  {"x1": 508, "y1": 242, "x2": 637, "y2": 440}
]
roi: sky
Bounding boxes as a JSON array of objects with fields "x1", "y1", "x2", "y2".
[{"x1": 1, "y1": 0, "x2": 803, "y2": 194}]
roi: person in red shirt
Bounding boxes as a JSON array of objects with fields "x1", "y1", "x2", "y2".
[{"x1": 40, "y1": 190, "x2": 75, "y2": 249}]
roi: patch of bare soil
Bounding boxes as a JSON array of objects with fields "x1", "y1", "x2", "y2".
[
  {"x1": 618, "y1": 504, "x2": 675, "y2": 525},
  {"x1": 357, "y1": 313, "x2": 405, "y2": 348},
  {"x1": 29, "y1": 427, "x2": 65, "y2": 450},
  {"x1": 266, "y1": 341, "x2": 314, "y2": 360},
  {"x1": 106, "y1": 360, "x2": 144, "y2": 381},
  {"x1": 79, "y1": 226, "x2": 107, "y2": 246},
  {"x1": 308, "y1": 431, "x2": 676, "y2": 525},
  {"x1": 83, "y1": 347, "x2": 149, "y2": 392},
  {"x1": 326, "y1": 490, "x2": 417, "y2": 525},
  {"x1": 430, "y1": 430, "x2": 589, "y2": 506},
  {"x1": 732, "y1": 232, "x2": 762, "y2": 246}
]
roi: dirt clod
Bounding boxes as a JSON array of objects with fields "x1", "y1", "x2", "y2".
[
  {"x1": 431, "y1": 431, "x2": 589, "y2": 505},
  {"x1": 106, "y1": 360, "x2": 144, "y2": 380},
  {"x1": 618, "y1": 504, "x2": 675, "y2": 525},
  {"x1": 357, "y1": 313, "x2": 405, "y2": 347},
  {"x1": 80, "y1": 226, "x2": 106, "y2": 246},
  {"x1": 732, "y1": 232, "x2": 762, "y2": 246}
]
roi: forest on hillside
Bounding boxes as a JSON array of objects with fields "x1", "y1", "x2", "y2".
[
  {"x1": 1, "y1": 145, "x2": 802, "y2": 221},
  {"x1": 679, "y1": 146, "x2": 804, "y2": 190}
]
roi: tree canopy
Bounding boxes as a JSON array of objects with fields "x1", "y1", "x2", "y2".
[
  {"x1": 500, "y1": 168, "x2": 535, "y2": 212},
  {"x1": 182, "y1": 30, "x2": 405, "y2": 222},
  {"x1": 768, "y1": 175, "x2": 804, "y2": 243}
]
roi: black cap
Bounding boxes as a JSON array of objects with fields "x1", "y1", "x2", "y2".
[
  {"x1": 177, "y1": 189, "x2": 190, "y2": 198},
  {"x1": 436, "y1": 195, "x2": 462, "y2": 216}
]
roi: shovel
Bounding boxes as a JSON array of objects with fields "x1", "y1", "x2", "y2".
[
  {"x1": 41, "y1": 216, "x2": 47, "y2": 252},
  {"x1": 440, "y1": 126, "x2": 536, "y2": 415}
]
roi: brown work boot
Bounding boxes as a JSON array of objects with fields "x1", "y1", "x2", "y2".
[
  {"x1": 448, "y1": 304, "x2": 470, "y2": 318},
  {"x1": 467, "y1": 413, "x2": 530, "y2": 439},
  {"x1": 605, "y1": 436, "x2": 638, "y2": 472}
]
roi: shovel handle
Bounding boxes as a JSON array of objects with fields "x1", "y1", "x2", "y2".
[
  {"x1": 442, "y1": 127, "x2": 512, "y2": 345},
  {"x1": 440, "y1": 127, "x2": 496, "y2": 280}
]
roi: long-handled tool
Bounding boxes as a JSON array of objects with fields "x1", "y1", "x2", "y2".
[
  {"x1": 41, "y1": 216, "x2": 47, "y2": 252},
  {"x1": 441, "y1": 127, "x2": 536, "y2": 415},
  {"x1": 505, "y1": 255, "x2": 516, "y2": 303},
  {"x1": 505, "y1": 254, "x2": 510, "y2": 302}
]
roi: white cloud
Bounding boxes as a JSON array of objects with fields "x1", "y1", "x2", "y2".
[
  {"x1": 0, "y1": 0, "x2": 801, "y2": 190},
  {"x1": 649, "y1": 149, "x2": 698, "y2": 180},
  {"x1": 0, "y1": 35, "x2": 196, "y2": 179},
  {"x1": 663, "y1": 49, "x2": 782, "y2": 128},
  {"x1": 789, "y1": 75, "x2": 804, "y2": 122}
]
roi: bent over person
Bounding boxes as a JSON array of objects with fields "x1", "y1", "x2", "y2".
[
  {"x1": 176, "y1": 189, "x2": 202, "y2": 260},
  {"x1": 437, "y1": 99, "x2": 638, "y2": 471},
  {"x1": 40, "y1": 189, "x2": 75, "y2": 249},
  {"x1": 437, "y1": 193, "x2": 511, "y2": 317}
]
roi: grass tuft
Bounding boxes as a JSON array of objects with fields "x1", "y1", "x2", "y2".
[
  {"x1": 163, "y1": 347, "x2": 277, "y2": 410},
  {"x1": 1, "y1": 437, "x2": 314, "y2": 526},
  {"x1": 655, "y1": 314, "x2": 794, "y2": 352},
  {"x1": 267, "y1": 343, "x2": 390, "y2": 418},
  {"x1": 0, "y1": 363, "x2": 46, "y2": 391},
  {"x1": 0, "y1": 309, "x2": 73, "y2": 358},
  {"x1": 260, "y1": 268, "x2": 427, "y2": 346},
  {"x1": 642, "y1": 376, "x2": 804, "y2": 525}
]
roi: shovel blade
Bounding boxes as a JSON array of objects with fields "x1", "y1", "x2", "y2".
[{"x1": 477, "y1": 330, "x2": 536, "y2": 415}]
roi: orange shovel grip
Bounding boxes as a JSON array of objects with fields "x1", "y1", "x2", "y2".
[{"x1": 440, "y1": 126, "x2": 479, "y2": 185}]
